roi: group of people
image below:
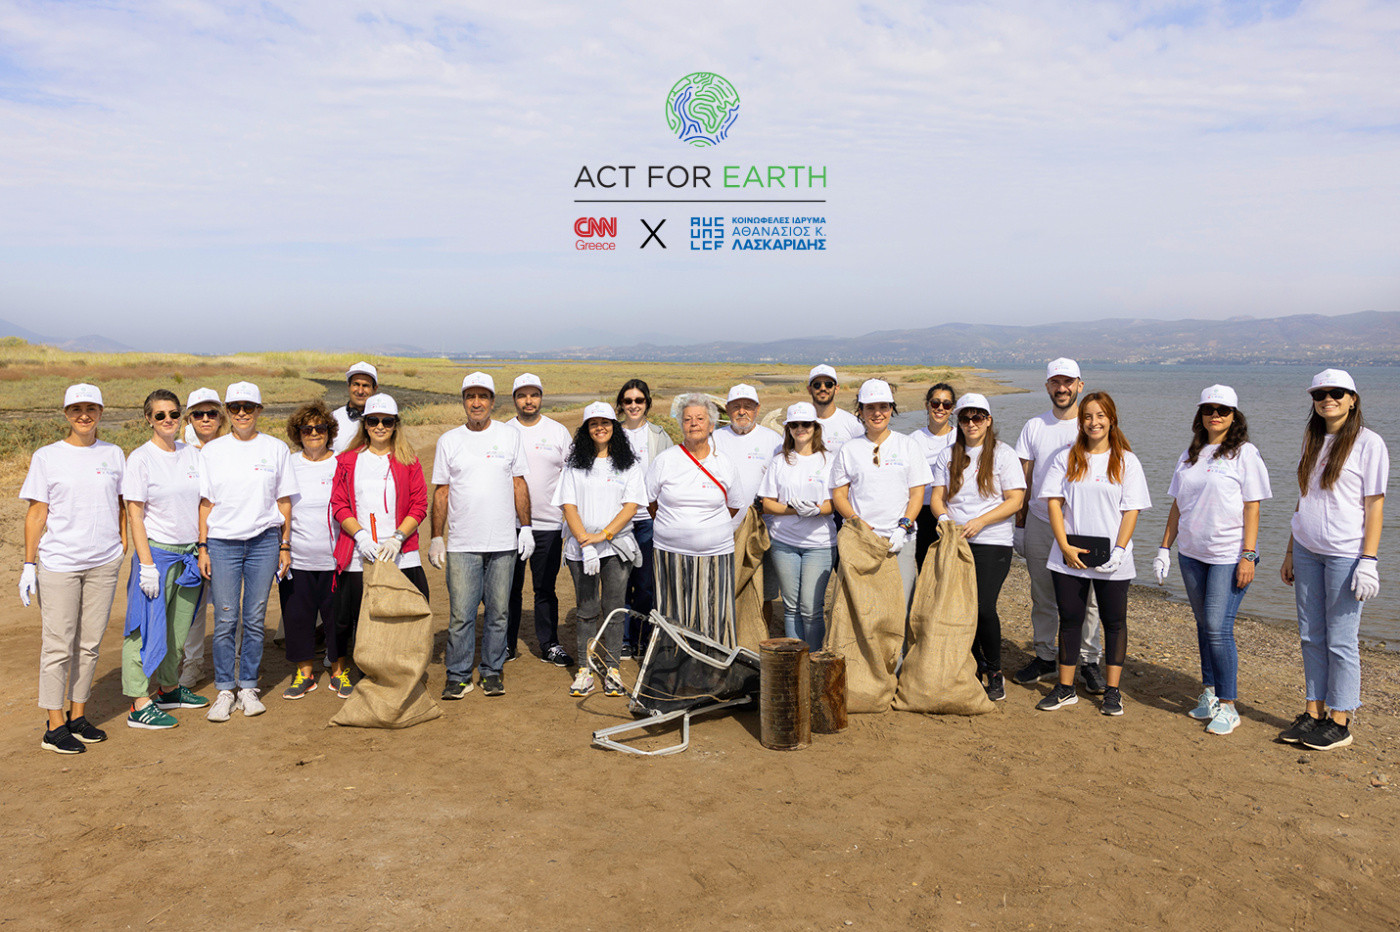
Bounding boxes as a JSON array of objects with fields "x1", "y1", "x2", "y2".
[{"x1": 18, "y1": 358, "x2": 1388, "y2": 755}]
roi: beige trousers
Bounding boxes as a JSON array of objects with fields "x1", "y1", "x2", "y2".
[{"x1": 37, "y1": 555, "x2": 122, "y2": 710}]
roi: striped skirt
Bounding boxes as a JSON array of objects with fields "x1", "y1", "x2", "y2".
[{"x1": 654, "y1": 548, "x2": 737, "y2": 647}]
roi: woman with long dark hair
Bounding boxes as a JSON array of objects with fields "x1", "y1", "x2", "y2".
[
  {"x1": 910, "y1": 382, "x2": 957, "y2": 569},
  {"x1": 1279, "y1": 370, "x2": 1388, "y2": 751},
  {"x1": 928, "y1": 393, "x2": 1026, "y2": 701},
  {"x1": 554, "y1": 402, "x2": 647, "y2": 696},
  {"x1": 615, "y1": 378, "x2": 673, "y2": 657},
  {"x1": 1154, "y1": 385, "x2": 1271, "y2": 736},
  {"x1": 1037, "y1": 391, "x2": 1150, "y2": 717}
]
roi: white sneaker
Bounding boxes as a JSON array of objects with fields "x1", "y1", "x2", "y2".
[
  {"x1": 569, "y1": 669, "x2": 595, "y2": 697},
  {"x1": 1206, "y1": 703, "x2": 1240, "y2": 736},
  {"x1": 237, "y1": 687, "x2": 266, "y2": 717},
  {"x1": 207, "y1": 689, "x2": 236, "y2": 723},
  {"x1": 1187, "y1": 689, "x2": 1219, "y2": 721}
]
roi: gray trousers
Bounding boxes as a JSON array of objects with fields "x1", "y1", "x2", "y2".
[
  {"x1": 1025, "y1": 514, "x2": 1102, "y2": 664},
  {"x1": 568, "y1": 555, "x2": 629, "y2": 666},
  {"x1": 37, "y1": 555, "x2": 122, "y2": 709}
]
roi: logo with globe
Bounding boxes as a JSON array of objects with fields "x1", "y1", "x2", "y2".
[{"x1": 666, "y1": 72, "x2": 740, "y2": 147}]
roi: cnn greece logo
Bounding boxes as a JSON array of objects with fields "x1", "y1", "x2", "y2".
[{"x1": 666, "y1": 72, "x2": 739, "y2": 147}]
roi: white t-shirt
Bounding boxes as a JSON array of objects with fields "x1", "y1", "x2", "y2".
[
  {"x1": 431, "y1": 421, "x2": 529, "y2": 553},
  {"x1": 508, "y1": 415, "x2": 573, "y2": 532},
  {"x1": 199, "y1": 433, "x2": 298, "y2": 541},
  {"x1": 816, "y1": 408, "x2": 864, "y2": 455},
  {"x1": 331, "y1": 405, "x2": 361, "y2": 454},
  {"x1": 1291, "y1": 428, "x2": 1390, "y2": 558},
  {"x1": 1015, "y1": 410, "x2": 1081, "y2": 523},
  {"x1": 288, "y1": 452, "x2": 338, "y2": 571},
  {"x1": 552, "y1": 458, "x2": 648, "y2": 561},
  {"x1": 829, "y1": 432, "x2": 934, "y2": 537},
  {"x1": 711, "y1": 424, "x2": 783, "y2": 530},
  {"x1": 1167, "y1": 442, "x2": 1273, "y2": 564},
  {"x1": 757, "y1": 451, "x2": 838, "y2": 549},
  {"x1": 348, "y1": 450, "x2": 422, "y2": 571},
  {"x1": 1041, "y1": 449, "x2": 1152, "y2": 580},
  {"x1": 122, "y1": 440, "x2": 202, "y2": 545},
  {"x1": 646, "y1": 446, "x2": 745, "y2": 556},
  {"x1": 20, "y1": 439, "x2": 124, "y2": 573},
  {"x1": 909, "y1": 426, "x2": 957, "y2": 506},
  {"x1": 931, "y1": 442, "x2": 1027, "y2": 547}
]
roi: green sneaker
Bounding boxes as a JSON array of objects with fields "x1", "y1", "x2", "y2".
[
  {"x1": 154, "y1": 685, "x2": 209, "y2": 710},
  {"x1": 128, "y1": 701, "x2": 179, "y2": 730}
]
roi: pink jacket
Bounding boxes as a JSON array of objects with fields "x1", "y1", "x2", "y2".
[{"x1": 330, "y1": 448, "x2": 429, "y2": 574}]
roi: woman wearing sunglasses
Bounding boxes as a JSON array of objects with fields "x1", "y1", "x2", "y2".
[
  {"x1": 615, "y1": 378, "x2": 673, "y2": 657},
  {"x1": 329, "y1": 394, "x2": 429, "y2": 698},
  {"x1": 198, "y1": 381, "x2": 298, "y2": 723},
  {"x1": 20, "y1": 384, "x2": 125, "y2": 753},
  {"x1": 910, "y1": 382, "x2": 957, "y2": 570},
  {"x1": 1279, "y1": 370, "x2": 1388, "y2": 751},
  {"x1": 1154, "y1": 386, "x2": 1271, "y2": 736},
  {"x1": 928, "y1": 394, "x2": 1026, "y2": 701},
  {"x1": 1037, "y1": 392, "x2": 1150, "y2": 717},
  {"x1": 276, "y1": 401, "x2": 340, "y2": 699},
  {"x1": 176, "y1": 387, "x2": 226, "y2": 689},
  {"x1": 119, "y1": 389, "x2": 209, "y2": 730},
  {"x1": 758, "y1": 402, "x2": 837, "y2": 650}
]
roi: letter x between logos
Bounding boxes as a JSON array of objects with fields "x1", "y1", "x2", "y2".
[{"x1": 640, "y1": 219, "x2": 666, "y2": 249}]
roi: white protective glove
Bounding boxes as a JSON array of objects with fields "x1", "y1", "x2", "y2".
[
  {"x1": 611, "y1": 534, "x2": 642, "y2": 567},
  {"x1": 517, "y1": 527, "x2": 535, "y2": 561},
  {"x1": 1152, "y1": 547, "x2": 1171, "y2": 585},
  {"x1": 1096, "y1": 545, "x2": 1127, "y2": 575},
  {"x1": 19, "y1": 563, "x2": 37, "y2": 607},
  {"x1": 886, "y1": 527, "x2": 909, "y2": 554},
  {"x1": 792, "y1": 499, "x2": 821, "y2": 518},
  {"x1": 377, "y1": 535, "x2": 403, "y2": 563},
  {"x1": 581, "y1": 544, "x2": 601, "y2": 576},
  {"x1": 1352, "y1": 558, "x2": 1380, "y2": 602},
  {"x1": 1012, "y1": 525, "x2": 1025, "y2": 558},
  {"x1": 138, "y1": 563, "x2": 160, "y2": 599},
  {"x1": 428, "y1": 536, "x2": 447, "y2": 570},
  {"x1": 354, "y1": 529, "x2": 377, "y2": 564}
]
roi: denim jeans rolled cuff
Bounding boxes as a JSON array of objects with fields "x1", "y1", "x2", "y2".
[
  {"x1": 208, "y1": 527, "x2": 281, "y2": 691},
  {"x1": 445, "y1": 550, "x2": 516, "y2": 682},
  {"x1": 767, "y1": 539, "x2": 835, "y2": 651},
  {"x1": 1177, "y1": 553, "x2": 1248, "y2": 702},
  {"x1": 1292, "y1": 542, "x2": 1364, "y2": 712}
]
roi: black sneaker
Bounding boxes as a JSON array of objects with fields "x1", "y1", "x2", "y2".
[
  {"x1": 481, "y1": 674, "x2": 505, "y2": 697},
  {"x1": 1300, "y1": 719, "x2": 1353, "y2": 751},
  {"x1": 1081, "y1": 663, "x2": 1107, "y2": 695},
  {"x1": 441, "y1": 680, "x2": 473, "y2": 700},
  {"x1": 620, "y1": 643, "x2": 635, "y2": 660},
  {"x1": 542, "y1": 644, "x2": 573, "y2": 667},
  {"x1": 66, "y1": 715, "x2": 108, "y2": 744},
  {"x1": 1036, "y1": 683, "x2": 1078, "y2": 711},
  {"x1": 1279, "y1": 712, "x2": 1324, "y2": 744},
  {"x1": 505, "y1": 645, "x2": 518, "y2": 662},
  {"x1": 984, "y1": 672, "x2": 1006, "y2": 702},
  {"x1": 1013, "y1": 656, "x2": 1058, "y2": 686},
  {"x1": 1100, "y1": 686, "x2": 1124, "y2": 716},
  {"x1": 41, "y1": 723, "x2": 86, "y2": 755}
]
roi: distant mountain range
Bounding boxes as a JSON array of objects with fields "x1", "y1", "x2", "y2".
[{"x1": 0, "y1": 317, "x2": 132, "y2": 353}]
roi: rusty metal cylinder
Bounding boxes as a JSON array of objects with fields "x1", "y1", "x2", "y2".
[
  {"x1": 809, "y1": 649, "x2": 848, "y2": 734},
  {"x1": 759, "y1": 638, "x2": 810, "y2": 750}
]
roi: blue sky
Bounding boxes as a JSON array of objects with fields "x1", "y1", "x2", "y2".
[{"x1": 0, "y1": 0, "x2": 1396, "y2": 353}]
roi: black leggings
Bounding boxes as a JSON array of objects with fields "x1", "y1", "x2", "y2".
[
  {"x1": 333, "y1": 566, "x2": 430, "y2": 665},
  {"x1": 914, "y1": 504, "x2": 940, "y2": 571},
  {"x1": 1051, "y1": 572, "x2": 1129, "y2": 668},
  {"x1": 969, "y1": 543, "x2": 1013, "y2": 673}
]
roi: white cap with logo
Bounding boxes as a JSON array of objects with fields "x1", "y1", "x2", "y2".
[
  {"x1": 784, "y1": 402, "x2": 818, "y2": 424},
  {"x1": 1198, "y1": 385, "x2": 1238, "y2": 408},
  {"x1": 186, "y1": 387, "x2": 220, "y2": 409},
  {"x1": 346, "y1": 361, "x2": 378, "y2": 385},
  {"x1": 513, "y1": 373, "x2": 543, "y2": 395},
  {"x1": 225, "y1": 382, "x2": 262, "y2": 406},
  {"x1": 364, "y1": 393, "x2": 398, "y2": 417},
  {"x1": 1309, "y1": 369, "x2": 1357, "y2": 394},
  {"x1": 63, "y1": 383, "x2": 103, "y2": 408},
  {"x1": 808, "y1": 364, "x2": 838, "y2": 384},
  {"x1": 856, "y1": 379, "x2": 895, "y2": 404},
  {"x1": 461, "y1": 372, "x2": 496, "y2": 395},
  {"x1": 582, "y1": 401, "x2": 616, "y2": 423},
  {"x1": 1046, "y1": 358, "x2": 1081, "y2": 380},
  {"x1": 727, "y1": 383, "x2": 759, "y2": 404},
  {"x1": 953, "y1": 392, "x2": 991, "y2": 415}
]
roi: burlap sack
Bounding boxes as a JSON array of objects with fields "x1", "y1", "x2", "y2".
[
  {"x1": 733, "y1": 505, "x2": 772, "y2": 653},
  {"x1": 893, "y1": 519, "x2": 995, "y2": 715},
  {"x1": 331, "y1": 560, "x2": 442, "y2": 729},
  {"x1": 821, "y1": 517, "x2": 906, "y2": 713}
]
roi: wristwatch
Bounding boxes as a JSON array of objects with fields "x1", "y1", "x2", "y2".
[
  {"x1": 393, "y1": 530, "x2": 407, "y2": 543},
  {"x1": 1240, "y1": 550, "x2": 1260, "y2": 564},
  {"x1": 897, "y1": 517, "x2": 915, "y2": 532}
]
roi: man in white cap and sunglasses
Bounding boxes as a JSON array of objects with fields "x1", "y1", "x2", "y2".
[
  {"x1": 332, "y1": 361, "x2": 379, "y2": 454},
  {"x1": 806, "y1": 365, "x2": 863, "y2": 456},
  {"x1": 1012, "y1": 357, "x2": 1105, "y2": 693},
  {"x1": 506, "y1": 373, "x2": 574, "y2": 667}
]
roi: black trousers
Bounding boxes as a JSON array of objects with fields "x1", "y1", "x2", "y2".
[
  {"x1": 624, "y1": 518, "x2": 656, "y2": 650},
  {"x1": 508, "y1": 529, "x2": 563, "y2": 652},
  {"x1": 1051, "y1": 572, "x2": 1129, "y2": 668},
  {"x1": 333, "y1": 565, "x2": 430, "y2": 665},
  {"x1": 277, "y1": 569, "x2": 336, "y2": 664},
  {"x1": 914, "y1": 504, "x2": 941, "y2": 571},
  {"x1": 969, "y1": 543, "x2": 1013, "y2": 673}
]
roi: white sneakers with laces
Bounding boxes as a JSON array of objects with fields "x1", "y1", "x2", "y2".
[
  {"x1": 237, "y1": 688, "x2": 266, "y2": 717},
  {"x1": 207, "y1": 690, "x2": 236, "y2": 722}
]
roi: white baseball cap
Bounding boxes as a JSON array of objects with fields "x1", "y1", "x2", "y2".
[
  {"x1": 364, "y1": 393, "x2": 398, "y2": 417},
  {"x1": 857, "y1": 379, "x2": 894, "y2": 404},
  {"x1": 953, "y1": 393, "x2": 991, "y2": 416},
  {"x1": 1198, "y1": 385, "x2": 1238, "y2": 408},
  {"x1": 225, "y1": 382, "x2": 262, "y2": 406},
  {"x1": 808, "y1": 364, "x2": 838, "y2": 384},
  {"x1": 1046, "y1": 358, "x2": 1081, "y2": 380},
  {"x1": 512, "y1": 373, "x2": 543, "y2": 395},
  {"x1": 62, "y1": 383, "x2": 103, "y2": 408},
  {"x1": 461, "y1": 372, "x2": 496, "y2": 395},
  {"x1": 186, "y1": 387, "x2": 220, "y2": 409},
  {"x1": 1309, "y1": 368, "x2": 1356, "y2": 394},
  {"x1": 784, "y1": 402, "x2": 818, "y2": 425},
  {"x1": 346, "y1": 361, "x2": 378, "y2": 385},
  {"x1": 727, "y1": 383, "x2": 759, "y2": 404},
  {"x1": 582, "y1": 401, "x2": 616, "y2": 423}
]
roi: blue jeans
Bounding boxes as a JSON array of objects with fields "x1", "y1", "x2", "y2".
[
  {"x1": 207, "y1": 527, "x2": 280, "y2": 691},
  {"x1": 1178, "y1": 554, "x2": 1248, "y2": 702},
  {"x1": 445, "y1": 550, "x2": 515, "y2": 681},
  {"x1": 624, "y1": 518, "x2": 656, "y2": 649},
  {"x1": 768, "y1": 539, "x2": 836, "y2": 651},
  {"x1": 1292, "y1": 543, "x2": 1364, "y2": 712}
]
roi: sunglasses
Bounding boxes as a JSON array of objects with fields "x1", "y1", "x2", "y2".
[
  {"x1": 364, "y1": 416, "x2": 398, "y2": 428},
  {"x1": 622, "y1": 396, "x2": 647, "y2": 406},
  {"x1": 872, "y1": 444, "x2": 881, "y2": 467},
  {"x1": 189, "y1": 409, "x2": 220, "y2": 420},
  {"x1": 929, "y1": 400, "x2": 954, "y2": 410},
  {"x1": 226, "y1": 403, "x2": 260, "y2": 415},
  {"x1": 299, "y1": 424, "x2": 329, "y2": 435},
  {"x1": 957, "y1": 411, "x2": 989, "y2": 424},
  {"x1": 1199, "y1": 404, "x2": 1234, "y2": 417},
  {"x1": 810, "y1": 380, "x2": 836, "y2": 390},
  {"x1": 1310, "y1": 388, "x2": 1349, "y2": 402},
  {"x1": 150, "y1": 410, "x2": 182, "y2": 422},
  {"x1": 787, "y1": 421, "x2": 815, "y2": 430}
]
